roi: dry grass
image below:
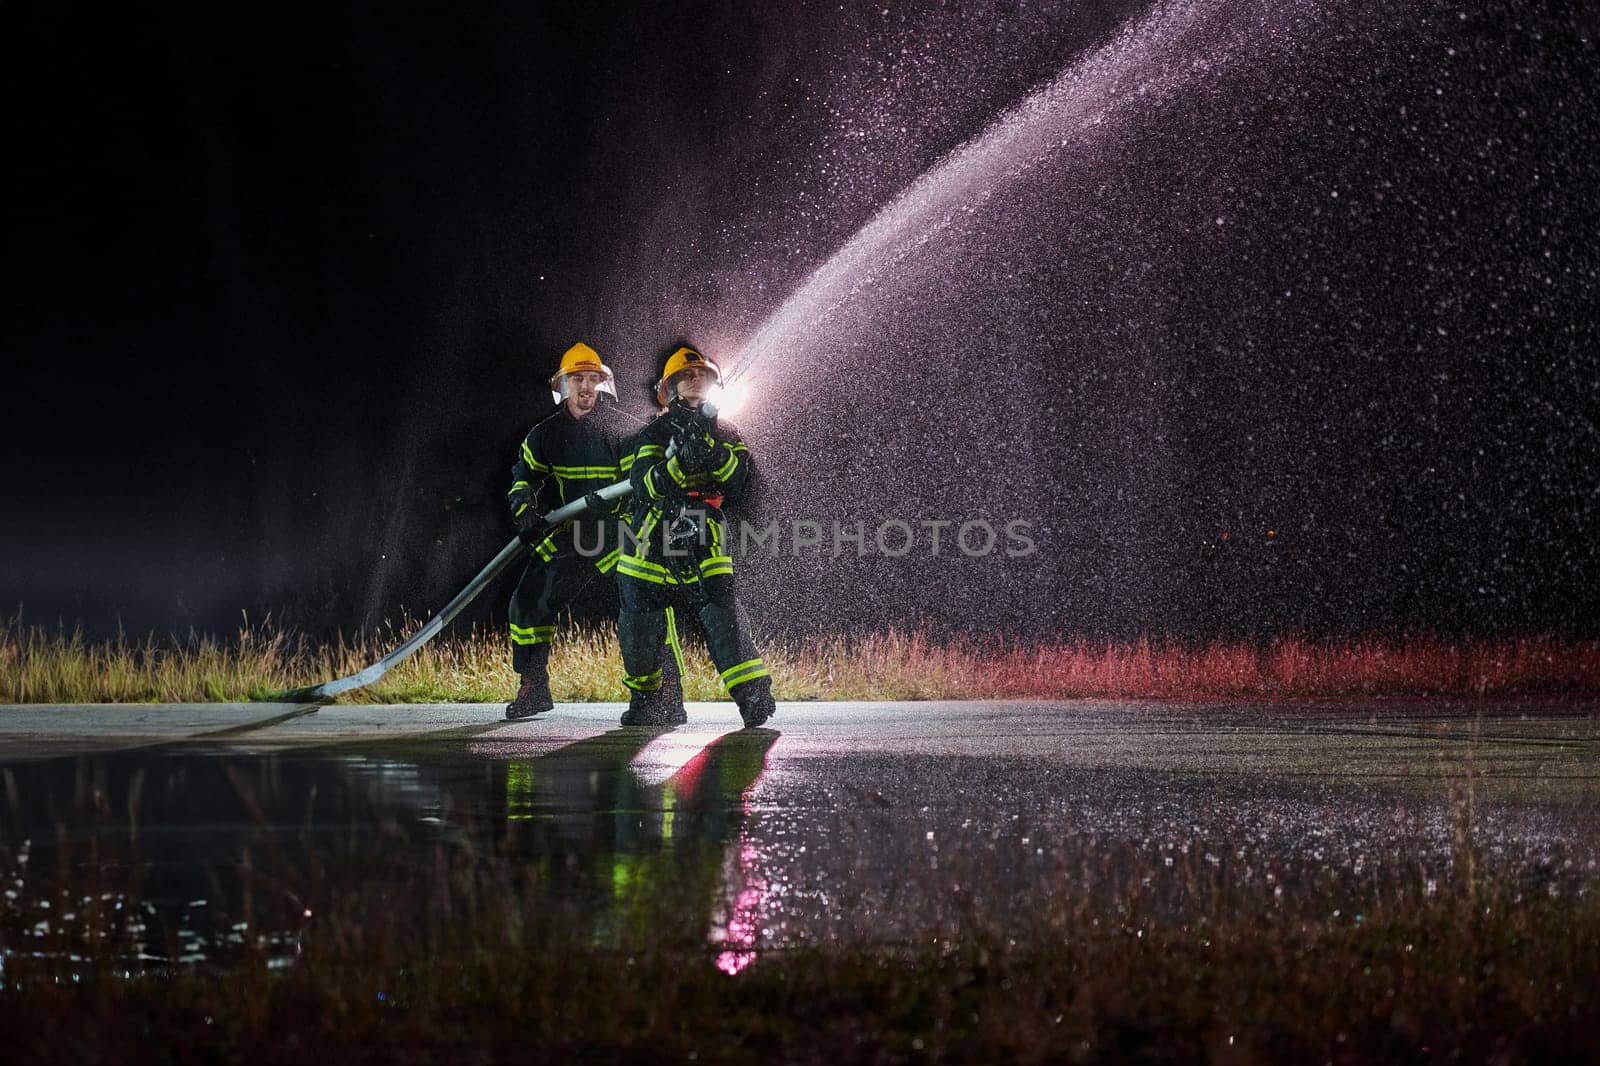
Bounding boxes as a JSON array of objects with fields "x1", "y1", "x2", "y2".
[
  {"x1": 5, "y1": 900, "x2": 1597, "y2": 1063},
  {"x1": 2, "y1": 611, "x2": 1597, "y2": 704}
]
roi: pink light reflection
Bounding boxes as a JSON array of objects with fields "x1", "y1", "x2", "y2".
[
  {"x1": 714, "y1": 838, "x2": 766, "y2": 975},
  {"x1": 710, "y1": 739, "x2": 776, "y2": 976}
]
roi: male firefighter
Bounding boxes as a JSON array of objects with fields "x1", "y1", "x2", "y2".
[
  {"x1": 615, "y1": 345, "x2": 776, "y2": 728},
  {"x1": 504, "y1": 342, "x2": 682, "y2": 720}
]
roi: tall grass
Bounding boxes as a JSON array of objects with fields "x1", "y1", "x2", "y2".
[
  {"x1": 2, "y1": 611, "x2": 1598, "y2": 703},
  {"x1": 5, "y1": 885, "x2": 1596, "y2": 1062}
]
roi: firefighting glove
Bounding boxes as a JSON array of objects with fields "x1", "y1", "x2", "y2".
[
  {"x1": 582, "y1": 491, "x2": 610, "y2": 515},
  {"x1": 514, "y1": 506, "x2": 551, "y2": 548},
  {"x1": 675, "y1": 431, "x2": 716, "y2": 474}
]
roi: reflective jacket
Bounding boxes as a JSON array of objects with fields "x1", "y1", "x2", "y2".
[
  {"x1": 508, "y1": 399, "x2": 643, "y2": 561},
  {"x1": 617, "y1": 412, "x2": 754, "y2": 585}
]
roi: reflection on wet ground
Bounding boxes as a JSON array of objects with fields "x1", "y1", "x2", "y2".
[
  {"x1": 0, "y1": 727, "x2": 781, "y2": 970},
  {"x1": 2, "y1": 703, "x2": 1598, "y2": 972}
]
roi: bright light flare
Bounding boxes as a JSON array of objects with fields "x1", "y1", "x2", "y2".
[{"x1": 712, "y1": 378, "x2": 752, "y2": 418}]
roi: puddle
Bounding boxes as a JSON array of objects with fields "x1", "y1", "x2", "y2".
[{"x1": 3, "y1": 723, "x2": 1597, "y2": 975}]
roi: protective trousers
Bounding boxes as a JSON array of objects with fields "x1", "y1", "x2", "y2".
[
  {"x1": 508, "y1": 553, "x2": 609, "y2": 673},
  {"x1": 617, "y1": 572, "x2": 770, "y2": 700}
]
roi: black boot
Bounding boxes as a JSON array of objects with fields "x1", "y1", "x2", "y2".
[
  {"x1": 619, "y1": 608, "x2": 682, "y2": 726},
  {"x1": 505, "y1": 672, "x2": 553, "y2": 719},
  {"x1": 620, "y1": 687, "x2": 684, "y2": 727},
  {"x1": 732, "y1": 676, "x2": 775, "y2": 729},
  {"x1": 505, "y1": 645, "x2": 554, "y2": 720},
  {"x1": 652, "y1": 696, "x2": 688, "y2": 727}
]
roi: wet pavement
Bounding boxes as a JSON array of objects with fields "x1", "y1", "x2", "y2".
[{"x1": 2, "y1": 700, "x2": 1597, "y2": 969}]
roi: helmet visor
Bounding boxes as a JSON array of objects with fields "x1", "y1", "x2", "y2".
[
  {"x1": 552, "y1": 367, "x2": 617, "y2": 404},
  {"x1": 661, "y1": 365, "x2": 722, "y2": 405}
]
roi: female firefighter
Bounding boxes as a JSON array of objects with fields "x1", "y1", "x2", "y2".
[{"x1": 614, "y1": 345, "x2": 775, "y2": 728}]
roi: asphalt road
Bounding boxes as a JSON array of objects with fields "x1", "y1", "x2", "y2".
[
  {"x1": 3, "y1": 699, "x2": 1597, "y2": 797},
  {"x1": 3, "y1": 699, "x2": 1598, "y2": 960}
]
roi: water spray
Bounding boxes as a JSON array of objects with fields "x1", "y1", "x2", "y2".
[
  {"x1": 727, "y1": 0, "x2": 1227, "y2": 392},
  {"x1": 258, "y1": 2, "x2": 1224, "y2": 707}
]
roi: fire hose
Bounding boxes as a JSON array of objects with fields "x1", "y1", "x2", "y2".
[{"x1": 254, "y1": 480, "x2": 634, "y2": 702}]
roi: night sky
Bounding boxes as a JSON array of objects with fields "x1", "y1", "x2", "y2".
[{"x1": 5, "y1": 1, "x2": 1598, "y2": 641}]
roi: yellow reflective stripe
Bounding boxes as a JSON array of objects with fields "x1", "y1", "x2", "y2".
[
  {"x1": 725, "y1": 669, "x2": 770, "y2": 692},
  {"x1": 521, "y1": 440, "x2": 551, "y2": 473},
  {"x1": 550, "y1": 465, "x2": 619, "y2": 477},
  {"x1": 623, "y1": 670, "x2": 663, "y2": 692},
  {"x1": 698, "y1": 554, "x2": 734, "y2": 573},
  {"x1": 618, "y1": 569, "x2": 675, "y2": 586},
  {"x1": 636, "y1": 444, "x2": 665, "y2": 458},
  {"x1": 699, "y1": 564, "x2": 734, "y2": 579},
  {"x1": 618, "y1": 555, "x2": 674, "y2": 577},
  {"x1": 713, "y1": 450, "x2": 738, "y2": 481},
  {"x1": 645, "y1": 466, "x2": 664, "y2": 500},
  {"x1": 514, "y1": 502, "x2": 529, "y2": 517},
  {"x1": 619, "y1": 453, "x2": 635, "y2": 472},
  {"x1": 719, "y1": 658, "x2": 765, "y2": 681},
  {"x1": 508, "y1": 480, "x2": 530, "y2": 494},
  {"x1": 535, "y1": 533, "x2": 559, "y2": 561},
  {"x1": 723, "y1": 667, "x2": 771, "y2": 691},
  {"x1": 617, "y1": 556, "x2": 696, "y2": 585},
  {"x1": 666, "y1": 455, "x2": 687, "y2": 487},
  {"x1": 596, "y1": 549, "x2": 620, "y2": 574},
  {"x1": 509, "y1": 624, "x2": 556, "y2": 646},
  {"x1": 617, "y1": 572, "x2": 670, "y2": 586},
  {"x1": 635, "y1": 512, "x2": 659, "y2": 549},
  {"x1": 664, "y1": 607, "x2": 686, "y2": 678},
  {"x1": 720, "y1": 658, "x2": 769, "y2": 689}
]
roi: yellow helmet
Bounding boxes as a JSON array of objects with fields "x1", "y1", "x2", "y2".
[
  {"x1": 549, "y1": 342, "x2": 616, "y2": 401},
  {"x1": 654, "y1": 345, "x2": 721, "y2": 405}
]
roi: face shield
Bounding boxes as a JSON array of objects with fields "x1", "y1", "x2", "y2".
[
  {"x1": 662, "y1": 366, "x2": 723, "y2": 408},
  {"x1": 551, "y1": 367, "x2": 618, "y2": 405}
]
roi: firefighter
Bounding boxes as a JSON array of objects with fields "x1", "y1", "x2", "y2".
[
  {"x1": 615, "y1": 345, "x2": 776, "y2": 728},
  {"x1": 504, "y1": 342, "x2": 682, "y2": 720}
]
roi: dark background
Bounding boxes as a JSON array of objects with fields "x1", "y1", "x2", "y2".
[{"x1": 4, "y1": 0, "x2": 1597, "y2": 642}]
